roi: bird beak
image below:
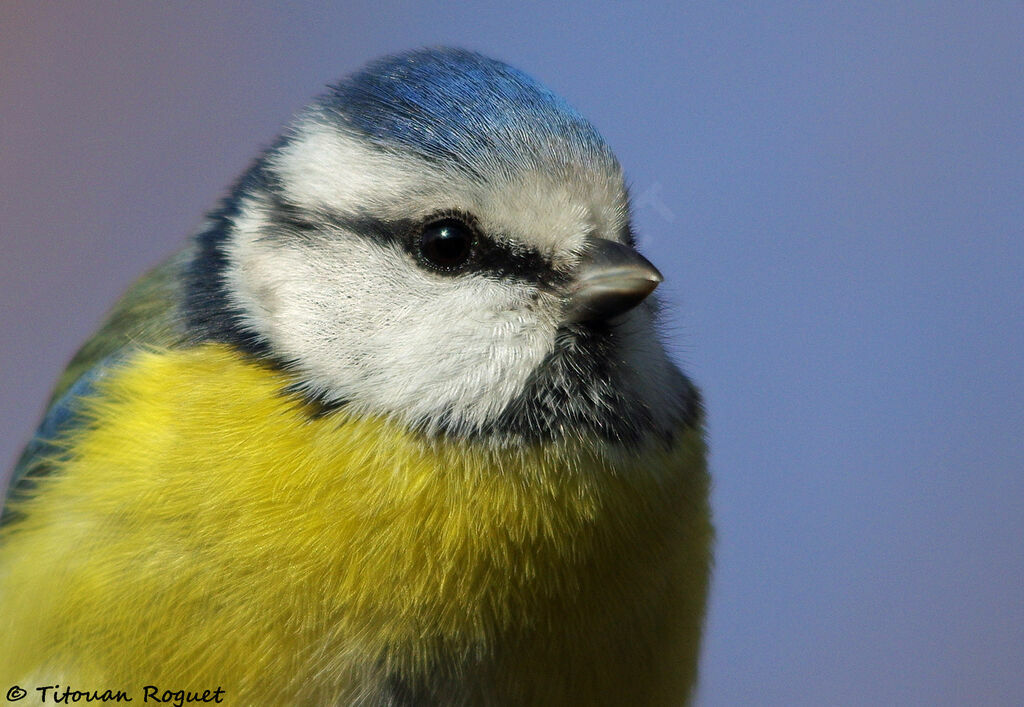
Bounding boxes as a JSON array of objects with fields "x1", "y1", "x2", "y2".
[{"x1": 562, "y1": 238, "x2": 663, "y2": 324}]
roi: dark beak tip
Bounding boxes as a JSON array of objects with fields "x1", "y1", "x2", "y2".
[{"x1": 563, "y1": 272, "x2": 662, "y2": 323}]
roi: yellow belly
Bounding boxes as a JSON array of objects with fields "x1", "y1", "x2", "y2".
[{"x1": 0, "y1": 344, "x2": 710, "y2": 705}]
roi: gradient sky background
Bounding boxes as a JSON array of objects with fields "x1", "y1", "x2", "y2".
[{"x1": 2, "y1": 3, "x2": 1021, "y2": 704}]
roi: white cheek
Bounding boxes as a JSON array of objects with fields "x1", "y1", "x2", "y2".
[
  {"x1": 358, "y1": 280, "x2": 556, "y2": 428},
  {"x1": 227, "y1": 226, "x2": 559, "y2": 431}
]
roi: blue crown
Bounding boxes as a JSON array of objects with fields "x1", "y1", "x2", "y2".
[{"x1": 320, "y1": 47, "x2": 614, "y2": 174}]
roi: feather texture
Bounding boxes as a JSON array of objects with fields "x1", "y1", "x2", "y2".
[{"x1": 1, "y1": 345, "x2": 710, "y2": 704}]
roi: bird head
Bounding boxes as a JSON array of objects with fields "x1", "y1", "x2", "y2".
[{"x1": 187, "y1": 48, "x2": 697, "y2": 445}]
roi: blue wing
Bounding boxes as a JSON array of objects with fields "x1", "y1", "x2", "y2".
[{"x1": 4, "y1": 359, "x2": 118, "y2": 521}]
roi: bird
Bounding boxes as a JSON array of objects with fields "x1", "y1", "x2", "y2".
[{"x1": 0, "y1": 48, "x2": 711, "y2": 705}]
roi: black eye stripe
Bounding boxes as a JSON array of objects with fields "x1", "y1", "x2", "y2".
[
  {"x1": 263, "y1": 198, "x2": 563, "y2": 286},
  {"x1": 473, "y1": 236, "x2": 567, "y2": 287},
  {"x1": 406, "y1": 211, "x2": 562, "y2": 286}
]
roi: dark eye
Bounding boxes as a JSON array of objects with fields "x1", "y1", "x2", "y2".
[{"x1": 418, "y1": 218, "x2": 475, "y2": 271}]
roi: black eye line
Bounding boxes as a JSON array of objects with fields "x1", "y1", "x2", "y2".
[
  {"x1": 266, "y1": 195, "x2": 321, "y2": 235},
  {"x1": 411, "y1": 211, "x2": 564, "y2": 287},
  {"x1": 473, "y1": 235, "x2": 567, "y2": 288},
  {"x1": 267, "y1": 195, "x2": 414, "y2": 246},
  {"x1": 266, "y1": 198, "x2": 563, "y2": 287}
]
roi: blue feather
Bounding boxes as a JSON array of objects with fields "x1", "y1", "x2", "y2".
[
  {"x1": 4, "y1": 358, "x2": 117, "y2": 515},
  {"x1": 319, "y1": 48, "x2": 615, "y2": 175}
]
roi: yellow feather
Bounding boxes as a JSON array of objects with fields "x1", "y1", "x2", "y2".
[{"x1": 0, "y1": 344, "x2": 710, "y2": 704}]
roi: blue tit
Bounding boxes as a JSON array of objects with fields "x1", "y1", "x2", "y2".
[{"x1": 0, "y1": 48, "x2": 711, "y2": 705}]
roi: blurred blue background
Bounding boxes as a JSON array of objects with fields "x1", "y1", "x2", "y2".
[{"x1": 2, "y1": 2, "x2": 1021, "y2": 703}]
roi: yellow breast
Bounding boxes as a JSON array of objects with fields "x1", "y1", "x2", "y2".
[{"x1": 0, "y1": 344, "x2": 710, "y2": 704}]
